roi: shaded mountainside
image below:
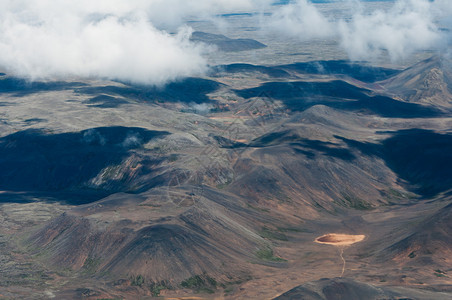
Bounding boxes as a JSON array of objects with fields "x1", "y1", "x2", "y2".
[
  {"x1": 273, "y1": 277, "x2": 452, "y2": 300},
  {"x1": 26, "y1": 186, "x2": 287, "y2": 286},
  {"x1": 0, "y1": 76, "x2": 87, "y2": 96},
  {"x1": 382, "y1": 200, "x2": 452, "y2": 267},
  {"x1": 223, "y1": 125, "x2": 452, "y2": 212},
  {"x1": 280, "y1": 60, "x2": 400, "y2": 83},
  {"x1": 381, "y1": 130, "x2": 452, "y2": 198},
  {"x1": 1, "y1": 55, "x2": 451, "y2": 298},
  {"x1": 381, "y1": 56, "x2": 452, "y2": 109},
  {"x1": 0, "y1": 127, "x2": 169, "y2": 203},
  {"x1": 211, "y1": 60, "x2": 398, "y2": 82},
  {"x1": 235, "y1": 80, "x2": 443, "y2": 118},
  {"x1": 226, "y1": 128, "x2": 399, "y2": 215},
  {"x1": 76, "y1": 77, "x2": 223, "y2": 104},
  {"x1": 211, "y1": 63, "x2": 292, "y2": 78},
  {"x1": 16, "y1": 110, "x2": 451, "y2": 296},
  {"x1": 342, "y1": 129, "x2": 452, "y2": 198},
  {"x1": 190, "y1": 31, "x2": 267, "y2": 52}
]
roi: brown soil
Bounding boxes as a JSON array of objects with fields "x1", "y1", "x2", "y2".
[{"x1": 315, "y1": 234, "x2": 366, "y2": 246}]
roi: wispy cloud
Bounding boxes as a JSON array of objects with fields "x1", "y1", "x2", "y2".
[
  {"x1": 269, "y1": 0, "x2": 334, "y2": 40},
  {"x1": 0, "y1": 0, "x2": 450, "y2": 84},
  {"x1": 269, "y1": 0, "x2": 450, "y2": 61},
  {"x1": 338, "y1": 0, "x2": 440, "y2": 60},
  {"x1": 0, "y1": 0, "x2": 271, "y2": 85}
]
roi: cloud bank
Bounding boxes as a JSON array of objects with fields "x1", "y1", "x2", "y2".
[
  {"x1": 338, "y1": 0, "x2": 441, "y2": 60},
  {"x1": 0, "y1": 0, "x2": 450, "y2": 84},
  {"x1": 270, "y1": 0, "x2": 450, "y2": 61},
  {"x1": 0, "y1": 0, "x2": 271, "y2": 85},
  {"x1": 269, "y1": 0, "x2": 334, "y2": 40}
]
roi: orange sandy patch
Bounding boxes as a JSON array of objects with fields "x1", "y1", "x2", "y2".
[
  {"x1": 315, "y1": 233, "x2": 365, "y2": 246},
  {"x1": 166, "y1": 298, "x2": 206, "y2": 300},
  {"x1": 234, "y1": 139, "x2": 248, "y2": 143}
]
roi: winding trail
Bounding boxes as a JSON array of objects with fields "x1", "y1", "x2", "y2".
[
  {"x1": 339, "y1": 247, "x2": 346, "y2": 277},
  {"x1": 314, "y1": 233, "x2": 366, "y2": 278}
]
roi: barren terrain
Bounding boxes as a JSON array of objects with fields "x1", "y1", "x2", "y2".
[
  {"x1": 0, "y1": 3, "x2": 451, "y2": 299},
  {"x1": 0, "y1": 53, "x2": 450, "y2": 299}
]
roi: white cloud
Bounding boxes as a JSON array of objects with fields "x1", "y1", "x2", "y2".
[
  {"x1": 269, "y1": 0, "x2": 449, "y2": 62},
  {"x1": 0, "y1": 0, "x2": 449, "y2": 83},
  {"x1": 145, "y1": 0, "x2": 272, "y2": 29},
  {"x1": 0, "y1": 0, "x2": 272, "y2": 85},
  {"x1": 189, "y1": 103, "x2": 213, "y2": 114},
  {"x1": 121, "y1": 133, "x2": 142, "y2": 148},
  {"x1": 268, "y1": 0, "x2": 334, "y2": 40},
  {"x1": 338, "y1": 0, "x2": 441, "y2": 61},
  {"x1": 83, "y1": 129, "x2": 106, "y2": 146}
]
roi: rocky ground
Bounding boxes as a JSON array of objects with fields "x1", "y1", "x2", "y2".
[{"x1": 0, "y1": 52, "x2": 451, "y2": 299}]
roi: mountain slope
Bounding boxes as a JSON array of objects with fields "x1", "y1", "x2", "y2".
[
  {"x1": 273, "y1": 277, "x2": 452, "y2": 300},
  {"x1": 381, "y1": 56, "x2": 452, "y2": 109}
]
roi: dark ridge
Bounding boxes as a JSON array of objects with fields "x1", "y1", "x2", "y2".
[
  {"x1": 272, "y1": 0, "x2": 292, "y2": 5},
  {"x1": 249, "y1": 130, "x2": 298, "y2": 146},
  {"x1": 0, "y1": 127, "x2": 169, "y2": 204},
  {"x1": 100, "y1": 224, "x2": 218, "y2": 278},
  {"x1": 211, "y1": 135, "x2": 247, "y2": 148},
  {"x1": 381, "y1": 55, "x2": 452, "y2": 107},
  {"x1": 335, "y1": 136, "x2": 381, "y2": 158},
  {"x1": 249, "y1": 130, "x2": 355, "y2": 161},
  {"x1": 218, "y1": 13, "x2": 254, "y2": 17},
  {"x1": 0, "y1": 101, "x2": 16, "y2": 106},
  {"x1": 23, "y1": 118, "x2": 46, "y2": 124},
  {"x1": 280, "y1": 60, "x2": 400, "y2": 82},
  {"x1": 336, "y1": 95, "x2": 442, "y2": 118},
  {"x1": 382, "y1": 129, "x2": 452, "y2": 198},
  {"x1": 274, "y1": 277, "x2": 415, "y2": 300},
  {"x1": 211, "y1": 64, "x2": 291, "y2": 78},
  {"x1": 27, "y1": 194, "x2": 261, "y2": 284},
  {"x1": 77, "y1": 77, "x2": 222, "y2": 104},
  {"x1": 236, "y1": 80, "x2": 370, "y2": 101},
  {"x1": 190, "y1": 31, "x2": 267, "y2": 52},
  {"x1": 383, "y1": 201, "x2": 452, "y2": 261},
  {"x1": 235, "y1": 80, "x2": 442, "y2": 118},
  {"x1": 0, "y1": 77, "x2": 87, "y2": 96},
  {"x1": 293, "y1": 140, "x2": 355, "y2": 161},
  {"x1": 293, "y1": 148, "x2": 316, "y2": 159},
  {"x1": 84, "y1": 95, "x2": 129, "y2": 108},
  {"x1": 339, "y1": 129, "x2": 452, "y2": 197}
]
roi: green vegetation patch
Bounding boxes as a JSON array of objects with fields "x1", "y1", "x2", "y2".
[
  {"x1": 129, "y1": 276, "x2": 171, "y2": 296},
  {"x1": 256, "y1": 248, "x2": 287, "y2": 262},
  {"x1": 168, "y1": 153, "x2": 179, "y2": 162},
  {"x1": 130, "y1": 274, "x2": 145, "y2": 287},
  {"x1": 434, "y1": 269, "x2": 448, "y2": 277},
  {"x1": 217, "y1": 179, "x2": 233, "y2": 189},
  {"x1": 150, "y1": 281, "x2": 171, "y2": 297},
  {"x1": 259, "y1": 227, "x2": 288, "y2": 241},
  {"x1": 181, "y1": 274, "x2": 217, "y2": 294},
  {"x1": 277, "y1": 226, "x2": 304, "y2": 232},
  {"x1": 336, "y1": 193, "x2": 373, "y2": 210},
  {"x1": 246, "y1": 203, "x2": 270, "y2": 212},
  {"x1": 220, "y1": 275, "x2": 253, "y2": 296},
  {"x1": 380, "y1": 188, "x2": 417, "y2": 205},
  {"x1": 82, "y1": 257, "x2": 101, "y2": 274}
]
